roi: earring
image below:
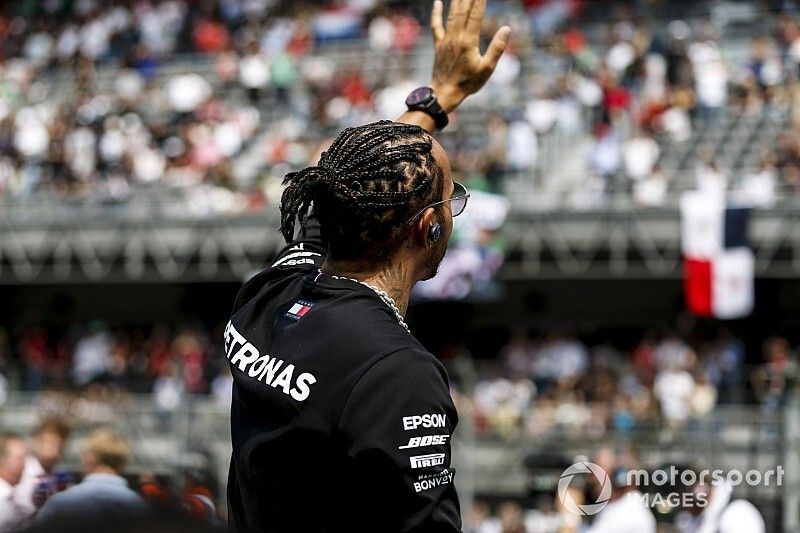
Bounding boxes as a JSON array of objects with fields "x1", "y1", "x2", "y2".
[{"x1": 428, "y1": 224, "x2": 442, "y2": 243}]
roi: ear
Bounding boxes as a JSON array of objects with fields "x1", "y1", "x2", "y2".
[{"x1": 413, "y1": 207, "x2": 438, "y2": 248}]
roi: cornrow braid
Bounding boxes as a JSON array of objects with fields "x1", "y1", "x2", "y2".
[{"x1": 280, "y1": 120, "x2": 444, "y2": 262}]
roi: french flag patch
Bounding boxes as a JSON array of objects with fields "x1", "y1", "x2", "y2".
[{"x1": 286, "y1": 300, "x2": 313, "y2": 320}]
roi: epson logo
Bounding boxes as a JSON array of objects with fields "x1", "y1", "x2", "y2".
[
  {"x1": 398, "y1": 434, "x2": 450, "y2": 450},
  {"x1": 403, "y1": 414, "x2": 447, "y2": 431},
  {"x1": 410, "y1": 453, "x2": 446, "y2": 469}
]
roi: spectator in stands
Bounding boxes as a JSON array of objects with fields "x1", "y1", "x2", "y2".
[
  {"x1": 0, "y1": 432, "x2": 29, "y2": 530},
  {"x1": 499, "y1": 329, "x2": 536, "y2": 377},
  {"x1": 463, "y1": 500, "x2": 494, "y2": 533},
  {"x1": 702, "y1": 328, "x2": 745, "y2": 404},
  {"x1": 153, "y1": 363, "x2": 184, "y2": 414},
  {"x1": 632, "y1": 163, "x2": 669, "y2": 207},
  {"x1": 532, "y1": 334, "x2": 589, "y2": 390},
  {"x1": 368, "y1": 10, "x2": 395, "y2": 52},
  {"x1": 622, "y1": 130, "x2": 659, "y2": 181},
  {"x1": 238, "y1": 41, "x2": 271, "y2": 103},
  {"x1": 506, "y1": 114, "x2": 537, "y2": 172},
  {"x1": 72, "y1": 321, "x2": 113, "y2": 387},
  {"x1": 654, "y1": 358, "x2": 696, "y2": 433},
  {"x1": 17, "y1": 328, "x2": 50, "y2": 392},
  {"x1": 735, "y1": 154, "x2": 778, "y2": 207},
  {"x1": 695, "y1": 157, "x2": 729, "y2": 193},
  {"x1": 631, "y1": 331, "x2": 658, "y2": 384},
  {"x1": 688, "y1": 369, "x2": 717, "y2": 419},
  {"x1": 14, "y1": 417, "x2": 72, "y2": 517},
  {"x1": 494, "y1": 501, "x2": 526, "y2": 533},
  {"x1": 210, "y1": 365, "x2": 233, "y2": 408},
  {"x1": 751, "y1": 336, "x2": 797, "y2": 410},
  {"x1": 688, "y1": 25, "x2": 729, "y2": 122},
  {"x1": 165, "y1": 71, "x2": 213, "y2": 115},
  {"x1": 654, "y1": 331, "x2": 696, "y2": 371},
  {"x1": 35, "y1": 428, "x2": 147, "y2": 526},
  {"x1": 586, "y1": 123, "x2": 621, "y2": 182},
  {"x1": 474, "y1": 368, "x2": 535, "y2": 439}
]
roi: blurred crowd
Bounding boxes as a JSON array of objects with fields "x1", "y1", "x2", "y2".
[
  {"x1": 0, "y1": 0, "x2": 433, "y2": 212},
  {"x1": 3, "y1": 1, "x2": 800, "y2": 212},
  {"x1": 488, "y1": 3, "x2": 800, "y2": 208},
  {"x1": 0, "y1": 419, "x2": 225, "y2": 531},
  {"x1": 0, "y1": 320, "x2": 796, "y2": 443},
  {"x1": 463, "y1": 444, "x2": 767, "y2": 533},
  {"x1": 451, "y1": 326, "x2": 797, "y2": 441},
  {"x1": 0, "y1": 322, "x2": 233, "y2": 411}
]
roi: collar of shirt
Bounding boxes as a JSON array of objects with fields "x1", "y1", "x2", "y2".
[
  {"x1": 81, "y1": 473, "x2": 129, "y2": 488},
  {"x1": 21, "y1": 456, "x2": 45, "y2": 482},
  {"x1": 0, "y1": 478, "x2": 12, "y2": 500}
]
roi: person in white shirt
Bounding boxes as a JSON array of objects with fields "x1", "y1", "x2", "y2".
[
  {"x1": 735, "y1": 157, "x2": 777, "y2": 208},
  {"x1": 0, "y1": 432, "x2": 29, "y2": 530},
  {"x1": 586, "y1": 447, "x2": 656, "y2": 533},
  {"x1": 238, "y1": 41, "x2": 271, "y2": 103},
  {"x1": 623, "y1": 131, "x2": 660, "y2": 181},
  {"x1": 634, "y1": 164, "x2": 669, "y2": 207},
  {"x1": 688, "y1": 34, "x2": 729, "y2": 121},
  {"x1": 13, "y1": 417, "x2": 71, "y2": 519},
  {"x1": 679, "y1": 481, "x2": 766, "y2": 533},
  {"x1": 654, "y1": 362, "x2": 696, "y2": 430}
]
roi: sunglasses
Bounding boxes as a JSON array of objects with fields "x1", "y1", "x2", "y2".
[{"x1": 407, "y1": 182, "x2": 470, "y2": 223}]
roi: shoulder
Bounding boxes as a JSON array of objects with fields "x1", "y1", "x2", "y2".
[
  {"x1": 48, "y1": 478, "x2": 141, "y2": 502},
  {"x1": 40, "y1": 479, "x2": 145, "y2": 514},
  {"x1": 339, "y1": 346, "x2": 453, "y2": 424},
  {"x1": 231, "y1": 262, "x2": 321, "y2": 317},
  {"x1": 364, "y1": 346, "x2": 448, "y2": 383},
  {"x1": 719, "y1": 500, "x2": 765, "y2": 533}
]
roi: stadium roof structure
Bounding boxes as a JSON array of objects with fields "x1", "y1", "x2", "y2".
[{"x1": 2, "y1": 208, "x2": 800, "y2": 284}]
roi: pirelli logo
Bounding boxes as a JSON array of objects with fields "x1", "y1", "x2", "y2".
[{"x1": 410, "y1": 453, "x2": 445, "y2": 469}]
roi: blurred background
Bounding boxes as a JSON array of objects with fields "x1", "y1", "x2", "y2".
[{"x1": 1, "y1": 0, "x2": 800, "y2": 531}]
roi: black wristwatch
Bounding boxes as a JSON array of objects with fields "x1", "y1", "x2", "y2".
[{"x1": 405, "y1": 87, "x2": 449, "y2": 130}]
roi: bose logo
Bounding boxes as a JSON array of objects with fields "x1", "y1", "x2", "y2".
[
  {"x1": 410, "y1": 453, "x2": 446, "y2": 469},
  {"x1": 398, "y1": 435, "x2": 449, "y2": 450},
  {"x1": 403, "y1": 414, "x2": 447, "y2": 431}
]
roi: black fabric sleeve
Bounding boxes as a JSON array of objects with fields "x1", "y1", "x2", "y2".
[
  {"x1": 270, "y1": 217, "x2": 326, "y2": 270},
  {"x1": 338, "y1": 349, "x2": 462, "y2": 532}
]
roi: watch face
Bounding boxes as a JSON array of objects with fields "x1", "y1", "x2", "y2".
[{"x1": 406, "y1": 87, "x2": 433, "y2": 106}]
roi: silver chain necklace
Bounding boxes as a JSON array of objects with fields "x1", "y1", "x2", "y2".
[{"x1": 319, "y1": 269, "x2": 410, "y2": 332}]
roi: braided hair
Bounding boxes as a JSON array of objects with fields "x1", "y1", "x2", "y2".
[{"x1": 280, "y1": 120, "x2": 444, "y2": 262}]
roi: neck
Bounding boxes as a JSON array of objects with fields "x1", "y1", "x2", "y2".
[
  {"x1": 88, "y1": 465, "x2": 118, "y2": 476},
  {"x1": 38, "y1": 458, "x2": 55, "y2": 475},
  {"x1": 322, "y1": 259, "x2": 414, "y2": 315}
]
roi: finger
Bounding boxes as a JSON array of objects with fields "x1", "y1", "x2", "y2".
[
  {"x1": 465, "y1": 0, "x2": 486, "y2": 32},
  {"x1": 446, "y1": 0, "x2": 469, "y2": 30},
  {"x1": 431, "y1": 0, "x2": 445, "y2": 45},
  {"x1": 481, "y1": 25, "x2": 511, "y2": 72}
]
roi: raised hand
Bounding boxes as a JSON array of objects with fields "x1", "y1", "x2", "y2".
[{"x1": 430, "y1": 0, "x2": 512, "y2": 112}]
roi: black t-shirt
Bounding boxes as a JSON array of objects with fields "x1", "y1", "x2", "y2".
[{"x1": 226, "y1": 223, "x2": 461, "y2": 532}]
